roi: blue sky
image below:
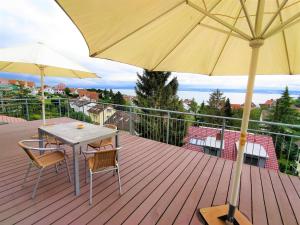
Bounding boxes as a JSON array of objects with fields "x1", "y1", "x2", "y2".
[{"x1": 0, "y1": 0, "x2": 300, "y2": 91}]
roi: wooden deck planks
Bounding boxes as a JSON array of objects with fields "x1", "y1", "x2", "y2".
[
  {"x1": 189, "y1": 158, "x2": 226, "y2": 225},
  {"x1": 0, "y1": 119, "x2": 299, "y2": 225},
  {"x1": 238, "y1": 164, "x2": 252, "y2": 222},
  {"x1": 13, "y1": 137, "x2": 161, "y2": 225},
  {"x1": 260, "y1": 168, "x2": 283, "y2": 225},
  {"x1": 78, "y1": 146, "x2": 190, "y2": 225},
  {"x1": 269, "y1": 170, "x2": 298, "y2": 225},
  {"x1": 212, "y1": 160, "x2": 233, "y2": 206},
  {"x1": 156, "y1": 154, "x2": 211, "y2": 225},
  {"x1": 37, "y1": 139, "x2": 172, "y2": 225},
  {"x1": 120, "y1": 152, "x2": 202, "y2": 225},
  {"x1": 138, "y1": 153, "x2": 205, "y2": 225},
  {"x1": 251, "y1": 166, "x2": 268, "y2": 225},
  {"x1": 279, "y1": 173, "x2": 300, "y2": 224},
  {"x1": 172, "y1": 157, "x2": 218, "y2": 225}
]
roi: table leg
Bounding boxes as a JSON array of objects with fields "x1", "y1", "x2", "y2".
[
  {"x1": 38, "y1": 128, "x2": 44, "y2": 155},
  {"x1": 115, "y1": 131, "x2": 120, "y2": 148},
  {"x1": 73, "y1": 145, "x2": 80, "y2": 196},
  {"x1": 38, "y1": 128, "x2": 44, "y2": 148}
]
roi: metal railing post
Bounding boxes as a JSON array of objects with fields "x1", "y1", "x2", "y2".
[
  {"x1": 285, "y1": 137, "x2": 293, "y2": 173},
  {"x1": 58, "y1": 98, "x2": 62, "y2": 117},
  {"x1": 67, "y1": 98, "x2": 70, "y2": 118},
  {"x1": 129, "y1": 107, "x2": 133, "y2": 134},
  {"x1": 25, "y1": 99, "x2": 29, "y2": 121},
  {"x1": 219, "y1": 118, "x2": 226, "y2": 157},
  {"x1": 166, "y1": 112, "x2": 170, "y2": 144},
  {"x1": 103, "y1": 104, "x2": 105, "y2": 125}
]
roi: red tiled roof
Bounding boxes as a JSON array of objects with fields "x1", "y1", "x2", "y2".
[
  {"x1": 183, "y1": 126, "x2": 279, "y2": 171},
  {"x1": 0, "y1": 115, "x2": 26, "y2": 124},
  {"x1": 231, "y1": 104, "x2": 241, "y2": 110},
  {"x1": 78, "y1": 89, "x2": 99, "y2": 101},
  {"x1": 8, "y1": 80, "x2": 19, "y2": 85}
]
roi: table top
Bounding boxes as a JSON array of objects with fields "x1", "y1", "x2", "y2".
[
  {"x1": 39, "y1": 122, "x2": 117, "y2": 145},
  {"x1": 235, "y1": 141, "x2": 269, "y2": 158}
]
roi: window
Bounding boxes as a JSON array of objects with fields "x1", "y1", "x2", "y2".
[{"x1": 244, "y1": 155, "x2": 258, "y2": 166}]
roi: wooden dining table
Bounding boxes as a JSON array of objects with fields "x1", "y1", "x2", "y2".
[{"x1": 38, "y1": 121, "x2": 119, "y2": 196}]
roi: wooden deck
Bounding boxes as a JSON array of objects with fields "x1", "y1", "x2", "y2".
[{"x1": 0, "y1": 118, "x2": 299, "y2": 225}]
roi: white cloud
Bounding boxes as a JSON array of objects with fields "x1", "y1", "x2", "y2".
[{"x1": 0, "y1": 0, "x2": 299, "y2": 91}]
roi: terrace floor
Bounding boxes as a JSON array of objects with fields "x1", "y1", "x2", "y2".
[{"x1": 0, "y1": 118, "x2": 299, "y2": 225}]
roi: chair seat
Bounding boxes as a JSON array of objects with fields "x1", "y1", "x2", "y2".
[{"x1": 37, "y1": 151, "x2": 65, "y2": 168}]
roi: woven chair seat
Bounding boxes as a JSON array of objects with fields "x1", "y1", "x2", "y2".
[{"x1": 36, "y1": 151, "x2": 65, "y2": 168}]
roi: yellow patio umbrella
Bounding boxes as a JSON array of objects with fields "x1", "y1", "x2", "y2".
[
  {"x1": 0, "y1": 42, "x2": 98, "y2": 125},
  {"x1": 55, "y1": 0, "x2": 300, "y2": 224}
]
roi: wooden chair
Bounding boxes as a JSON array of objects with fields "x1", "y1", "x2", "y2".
[
  {"x1": 18, "y1": 139, "x2": 71, "y2": 199},
  {"x1": 82, "y1": 147, "x2": 122, "y2": 205},
  {"x1": 87, "y1": 124, "x2": 117, "y2": 150}
]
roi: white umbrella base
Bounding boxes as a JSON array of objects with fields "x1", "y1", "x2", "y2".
[{"x1": 199, "y1": 205, "x2": 252, "y2": 225}]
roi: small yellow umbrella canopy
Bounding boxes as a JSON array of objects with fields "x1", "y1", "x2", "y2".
[
  {"x1": 56, "y1": 0, "x2": 300, "y2": 223},
  {"x1": 0, "y1": 42, "x2": 98, "y2": 125}
]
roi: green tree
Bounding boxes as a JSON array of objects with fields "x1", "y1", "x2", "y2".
[
  {"x1": 271, "y1": 87, "x2": 296, "y2": 124},
  {"x1": 223, "y1": 98, "x2": 233, "y2": 117},
  {"x1": 207, "y1": 89, "x2": 225, "y2": 116},
  {"x1": 269, "y1": 87, "x2": 299, "y2": 175},
  {"x1": 64, "y1": 87, "x2": 71, "y2": 96},
  {"x1": 112, "y1": 91, "x2": 126, "y2": 105},
  {"x1": 189, "y1": 98, "x2": 198, "y2": 113},
  {"x1": 134, "y1": 70, "x2": 187, "y2": 146}
]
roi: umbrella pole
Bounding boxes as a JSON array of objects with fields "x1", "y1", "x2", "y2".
[
  {"x1": 199, "y1": 40, "x2": 264, "y2": 225},
  {"x1": 226, "y1": 40, "x2": 263, "y2": 224},
  {"x1": 40, "y1": 67, "x2": 46, "y2": 125}
]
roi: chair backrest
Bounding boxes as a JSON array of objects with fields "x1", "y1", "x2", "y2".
[
  {"x1": 104, "y1": 124, "x2": 117, "y2": 130},
  {"x1": 92, "y1": 149, "x2": 117, "y2": 172},
  {"x1": 18, "y1": 141, "x2": 42, "y2": 167}
]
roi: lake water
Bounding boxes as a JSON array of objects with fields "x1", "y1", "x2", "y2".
[{"x1": 113, "y1": 89, "x2": 298, "y2": 105}]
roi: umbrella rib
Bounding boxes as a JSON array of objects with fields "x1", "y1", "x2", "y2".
[
  {"x1": 209, "y1": 1, "x2": 246, "y2": 76},
  {"x1": 150, "y1": 0, "x2": 223, "y2": 71},
  {"x1": 259, "y1": 0, "x2": 288, "y2": 37},
  {"x1": 90, "y1": 0, "x2": 186, "y2": 57},
  {"x1": 198, "y1": 24, "x2": 247, "y2": 40},
  {"x1": 187, "y1": 0, "x2": 252, "y2": 41},
  {"x1": 275, "y1": 0, "x2": 291, "y2": 75},
  {"x1": 263, "y1": 11, "x2": 300, "y2": 39},
  {"x1": 239, "y1": 0, "x2": 255, "y2": 37}
]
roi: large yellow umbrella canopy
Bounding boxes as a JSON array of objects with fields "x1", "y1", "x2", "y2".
[
  {"x1": 56, "y1": 0, "x2": 300, "y2": 223},
  {"x1": 0, "y1": 42, "x2": 98, "y2": 124}
]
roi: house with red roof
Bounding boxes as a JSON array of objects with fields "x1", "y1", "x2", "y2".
[
  {"x1": 78, "y1": 89, "x2": 99, "y2": 102},
  {"x1": 230, "y1": 104, "x2": 241, "y2": 110},
  {"x1": 259, "y1": 99, "x2": 276, "y2": 108},
  {"x1": 183, "y1": 126, "x2": 279, "y2": 171}
]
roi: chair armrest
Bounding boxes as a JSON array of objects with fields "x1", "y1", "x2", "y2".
[
  {"x1": 19, "y1": 139, "x2": 65, "y2": 152},
  {"x1": 81, "y1": 149, "x2": 100, "y2": 154},
  {"x1": 82, "y1": 147, "x2": 122, "y2": 155}
]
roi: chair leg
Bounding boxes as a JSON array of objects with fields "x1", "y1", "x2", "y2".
[
  {"x1": 23, "y1": 163, "x2": 32, "y2": 187},
  {"x1": 32, "y1": 168, "x2": 43, "y2": 199},
  {"x1": 65, "y1": 158, "x2": 72, "y2": 183},
  {"x1": 55, "y1": 164, "x2": 59, "y2": 173},
  {"x1": 117, "y1": 166, "x2": 122, "y2": 195},
  {"x1": 89, "y1": 170, "x2": 93, "y2": 205}
]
